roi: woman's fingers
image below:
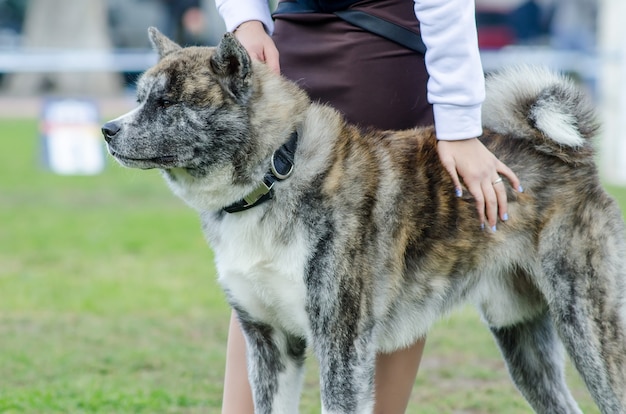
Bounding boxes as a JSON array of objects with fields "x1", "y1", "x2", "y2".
[{"x1": 437, "y1": 138, "x2": 522, "y2": 232}]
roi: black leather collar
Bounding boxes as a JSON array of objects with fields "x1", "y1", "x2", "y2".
[{"x1": 223, "y1": 131, "x2": 298, "y2": 213}]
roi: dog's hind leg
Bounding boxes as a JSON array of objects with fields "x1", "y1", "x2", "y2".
[
  {"x1": 490, "y1": 311, "x2": 583, "y2": 413},
  {"x1": 237, "y1": 311, "x2": 307, "y2": 414},
  {"x1": 551, "y1": 313, "x2": 626, "y2": 414},
  {"x1": 540, "y1": 208, "x2": 626, "y2": 414},
  {"x1": 543, "y1": 269, "x2": 626, "y2": 413}
]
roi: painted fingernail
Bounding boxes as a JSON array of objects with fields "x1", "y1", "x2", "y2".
[
  {"x1": 518, "y1": 185, "x2": 524, "y2": 193},
  {"x1": 480, "y1": 222, "x2": 485, "y2": 231},
  {"x1": 455, "y1": 188, "x2": 463, "y2": 197},
  {"x1": 491, "y1": 225, "x2": 497, "y2": 232},
  {"x1": 503, "y1": 213, "x2": 509, "y2": 221}
]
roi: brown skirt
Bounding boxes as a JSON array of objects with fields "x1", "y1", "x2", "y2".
[{"x1": 272, "y1": 0, "x2": 434, "y2": 131}]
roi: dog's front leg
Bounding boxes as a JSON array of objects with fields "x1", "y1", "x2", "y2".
[
  {"x1": 236, "y1": 310, "x2": 307, "y2": 414},
  {"x1": 307, "y1": 290, "x2": 377, "y2": 414},
  {"x1": 313, "y1": 320, "x2": 377, "y2": 414}
]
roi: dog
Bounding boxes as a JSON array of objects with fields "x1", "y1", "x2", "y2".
[{"x1": 102, "y1": 28, "x2": 626, "y2": 414}]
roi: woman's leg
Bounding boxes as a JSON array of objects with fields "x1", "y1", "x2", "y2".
[
  {"x1": 221, "y1": 309, "x2": 425, "y2": 413},
  {"x1": 374, "y1": 339, "x2": 426, "y2": 414},
  {"x1": 221, "y1": 311, "x2": 254, "y2": 414}
]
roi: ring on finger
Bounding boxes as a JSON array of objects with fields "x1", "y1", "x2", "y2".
[{"x1": 492, "y1": 177, "x2": 503, "y2": 185}]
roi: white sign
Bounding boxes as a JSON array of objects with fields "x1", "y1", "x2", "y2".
[{"x1": 42, "y1": 99, "x2": 105, "y2": 175}]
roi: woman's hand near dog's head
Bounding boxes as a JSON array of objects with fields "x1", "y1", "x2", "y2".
[{"x1": 233, "y1": 20, "x2": 281, "y2": 75}]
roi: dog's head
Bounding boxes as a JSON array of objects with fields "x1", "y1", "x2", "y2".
[
  {"x1": 102, "y1": 28, "x2": 307, "y2": 177},
  {"x1": 101, "y1": 28, "x2": 309, "y2": 210},
  {"x1": 102, "y1": 28, "x2": 259, "y2": 175}
]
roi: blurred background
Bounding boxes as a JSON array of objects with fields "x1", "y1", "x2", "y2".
[
  {"x1": 0, "y1": 0, "x2": 227, "y2": 101},
  {"x1": 0, "y1": 0, "x2": 624, "y2": 181},
  {"x1": 0, "y1": 1, "x2": 623, "y2": 413}
]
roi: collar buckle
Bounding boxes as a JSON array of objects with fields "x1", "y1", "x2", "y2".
[{"x1": 243, "y1": 178, "x2": 273, "y2": 206}]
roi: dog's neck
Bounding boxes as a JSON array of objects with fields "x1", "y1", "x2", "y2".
[{"x1": 223, "y1": 130, "x2": 299, "y2": 213}]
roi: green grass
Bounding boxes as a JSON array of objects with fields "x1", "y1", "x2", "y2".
[
  {"x1": 1, "y1": 119, "x2": 227, "y2": 413},
  {"x1": 0, "y1": 118, "x2": 617, "y2": 413}
]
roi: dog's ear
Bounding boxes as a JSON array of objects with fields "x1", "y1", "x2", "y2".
[
  {"x1": 148, "y1": 27, "x2": 182, "y2": 60},
  {"x1": 210, "y1": 33, "x2": 253, "y2": 103}
]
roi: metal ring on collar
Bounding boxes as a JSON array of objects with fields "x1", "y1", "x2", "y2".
[{"x1": 271, "y1": 152, "x2": 294, "y2": 180}]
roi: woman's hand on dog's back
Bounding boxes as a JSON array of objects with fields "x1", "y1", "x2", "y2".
[
  {"x1": 438, "y1": 138, "x2": 521, "y2": 232},
  {"x1": 233, "y1": 20, "x2": 281, "y2": 75}
]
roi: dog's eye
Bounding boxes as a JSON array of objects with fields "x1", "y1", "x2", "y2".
[{"x1": 156, "y1": 98, "x2": 174, "y2": 109}]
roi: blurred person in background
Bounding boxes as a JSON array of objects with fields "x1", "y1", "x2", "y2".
[
  {"x1": 549, "y1": 0, "x2": 597, "y2": 52},
  {"x1": 161, "y1": 0, "x2": 206, "y2": 45},
  {"x1": 0, "y1": 0, "x2": 27, "y2": 45},
  {"x1": 475, "y1": 0, "x2": 551, "y2": 48}
]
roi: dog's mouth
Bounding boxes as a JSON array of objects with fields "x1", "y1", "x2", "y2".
[{"x1": 109, "y1": 149, "x2": 177, "y2": 168}]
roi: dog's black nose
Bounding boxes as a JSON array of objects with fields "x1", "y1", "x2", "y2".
[{"x1": 101, "y1": 122, "x2": 121, "y2": 143}]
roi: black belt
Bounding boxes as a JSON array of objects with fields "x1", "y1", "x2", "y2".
[{"x1": 273, "y1": 1, "x2": 427, "y2": 55}]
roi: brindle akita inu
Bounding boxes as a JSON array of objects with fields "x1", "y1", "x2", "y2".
[{"x1": 102, "y1": 28, "x2": 626, "y2": 414}]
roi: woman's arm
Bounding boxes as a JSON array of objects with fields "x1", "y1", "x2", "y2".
[
  {"x1": 414, "y1": 0, "x2": 521, "y2": 230},
  {"x1": 215, "y1": 0, "x2": 274, "y2": 33},
  {"x1": 414, "y1": 0, "x2": 485, "y2": 140}
]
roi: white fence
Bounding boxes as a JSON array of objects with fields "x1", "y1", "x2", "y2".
[
  {"x1": 0, "y1": 48, "x2": 157, "y2": 73},
  {"x1": 0, "y1": 45, "x2": 598, "y2": 76},
  {"x1": 0, "y1": 46, "x2": 624, "y2": 186}
]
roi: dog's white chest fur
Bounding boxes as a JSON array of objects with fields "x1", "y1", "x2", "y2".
[{"x1": 207, "y1": 211, "x2": 310, "y2": 337}]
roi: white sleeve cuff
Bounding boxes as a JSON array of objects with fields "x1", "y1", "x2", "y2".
[
  {"x1": 433, "y1": 103, "x2": 483, "y2": 140},
  {"x1": 216, "y1": 0, "x2": 274, "y2": 34}
]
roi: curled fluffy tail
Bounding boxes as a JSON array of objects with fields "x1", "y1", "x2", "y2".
[{"x1": 482, "y1": 66, "x2": 598, "y2": 164}]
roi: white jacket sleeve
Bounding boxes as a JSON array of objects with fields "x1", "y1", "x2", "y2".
[
  {"x1": 414, "y1": 0, "x2": 485, "y2": 140},
  {"x1": 215, "y1": 0, "x2": 274, "y2": 33}
]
